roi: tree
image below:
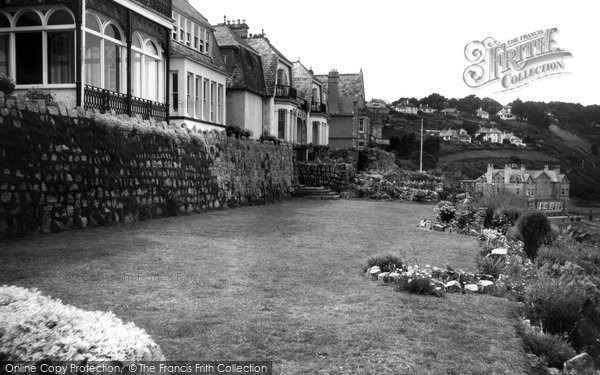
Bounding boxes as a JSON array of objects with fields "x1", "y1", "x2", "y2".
[
  {"x1": 448, "y1": 98, "x2": 458, "y2": 108},
  {"x1": 480, "y1": 97, "x2": 502, "y2": 115},
  {"x1": 420, "y1": 93, "x2": 447, "y2": 111},
  {"x1": 517, "y1": 211, "x2": 552, "y2": 259},
  {"x1": 461, "y1": 121, "x2": 479, "y2": 137},
  {"x1": 457, "y1": 95, "x2": 482, "y2": 115},
  {"x1": 410, "y1": 151, "x2": 437, "y2": 170},
  {"x1": 423, "y1": 137, "x2": 441, "y2": 159},
  {"x1": 502, "y1": 139, "x2": 511, "y2": 145}
]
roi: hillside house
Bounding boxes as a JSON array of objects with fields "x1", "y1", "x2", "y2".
[
  {"x1": 441, "y1": 108, "x2": 460, "y2": 117},
  {"x1": 213, "y1": 20, "x2": 266, "y2": 138},
  {"x1": 439, "y1": 128, "x2": 471, "y2": 143},
  {"x1": 394, "y1": 100, "x2": 418, "y2": 114},
  {"x1": 169, "y1": 0, "x2": 228, "y2": 131},
  {"x1": 462, "y1": 164, "x2": 570, "y2": 214},
  {"x1": 315, "y1": 69, "x2": 369, "y2": 149},
  {"x1": 419, "y1": 104, "x2": 436, "y2": 114},
  {"x1": 476, "y1": 107, "x2": 489, "y2": 119},
  {"x1": 0, "y1": 0, "x2": 173, "y2": 121},
  {"x1": 475, "y1": 127, "x2": 525, "y2": 146},
  {"x1": 497, "y1": 105, "x2": 516, "y2": 120}
]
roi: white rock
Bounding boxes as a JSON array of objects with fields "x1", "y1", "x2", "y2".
[
  {"x1": 464, "y1": 284, "x2": 479, "y2": 293},
  {"x1": 478, "y1": 280, "x2": 495, "y2": 294},
  {"x1": 491, "y1": 248, "x2": 508, "y2": 256},
  {"x1": 378, "y1": 272, "x2": 390, "y2": 282},
  {"x1": 564, "y1": 353, "x2": 594, "y2": 374},
  {"x1": 388, "y1": 272, "x2": 401, "y2": 282},
  {"x1": 445, "y1": 280, "x2": 462, "y2": 293},
  {"x1": 369, "y1": 266, "x2": 381, "y2": 280}
]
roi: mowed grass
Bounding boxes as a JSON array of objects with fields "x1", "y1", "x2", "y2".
[{"x1": 0, "y1": 200, "x2": 530, "y2": 374}]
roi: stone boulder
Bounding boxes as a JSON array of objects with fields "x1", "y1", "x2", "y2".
[
  {"x1": 477, "y1": 280, "x2": 495, "y2": 294},
  {"x1": 445, "y1": 280, "x2": 462, "y2": 293},
  {"x1": 564, "y1": 353, "x2": 594, "y2": 374},
  {"x1": 464, "y1": 284, "x2": 479, "y2": 294},
  {"x1": 377, "y1": 272, "x2": 390, "y2": 282},
  {"x1": 491, "y1": 248, "x2": 508, "y2": 256},
  {"x1": 387, "y1": 272, "x2": 401, "y2": 282},
  {"x1": 369, "y1": 266, "x2": 381, "y2": 280}
]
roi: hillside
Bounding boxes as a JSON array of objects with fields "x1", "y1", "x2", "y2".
[{"x1": 383, "y1": 111, "x2": 600, "y2": 203}]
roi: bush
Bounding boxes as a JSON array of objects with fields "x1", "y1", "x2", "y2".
[
  {"x1": 395, "y1": 274, "x2": 444, "y2": 297},
  {"x1": 435, "y1": 201, "x2": 456, "y2": 223},
  {"x1": 0, "y1": 74, "x2": 15, "y2": 95},
  {"x1": 259, "y1": 133, "x2": 280, "y2": 145},
  {"x1": 517, "y1": 320, "x2": 577, "y2": 369},
  {"x1": 523, "y1": 268, "x2": 600, "y2": 340},
  {"x1": 0, "y1": 285, "x2": 164, "y2": 360},
  {"x1": 476, "y1": 255, "x2": 506, "y2": 278},
  {"x1": 536, "y1": 238, "x2": 600, "y2": 278},
  {"x1": 364, "y1": 253, "x2": 403, "y2": 273},
  {"x1": 225, "y1": 125, "x2": 252, "y2": 139},
  {"x1": 517, "y1": 212, "x2": 552, "y2": 259}
]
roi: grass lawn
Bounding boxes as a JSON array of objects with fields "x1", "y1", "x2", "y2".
[{"x1": 0, "y1": 200, "x2": 530, "y2": 374}]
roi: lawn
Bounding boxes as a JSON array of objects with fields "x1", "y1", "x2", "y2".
[{"x1": 0, "y1": 199, "x2": 530, "y2": 374}]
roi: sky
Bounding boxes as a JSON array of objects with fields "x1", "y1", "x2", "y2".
[{"x1": 192, "y1": 0, "x2": 599, "y2": 106}]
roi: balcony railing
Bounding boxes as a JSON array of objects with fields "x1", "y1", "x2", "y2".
[
  {"x1": 310, "y1": 101, "x2": 327, "y2": 113},
  {"x1": 275, "y1": 85, "x2": 297, "y2": 99},
  {"x1": 84, "y1": 85, "x2": 167, "y2": 122}
]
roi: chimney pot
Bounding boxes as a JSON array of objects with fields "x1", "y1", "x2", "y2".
[{"x1": 237, "y1": 19, "x2": 240, "y2": 24}]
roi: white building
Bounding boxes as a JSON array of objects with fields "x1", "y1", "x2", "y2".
[{"x1": 497, "y1": 105, "x2": 516, "y2": 120}]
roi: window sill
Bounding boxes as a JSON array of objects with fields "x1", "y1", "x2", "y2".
[{"x1": 15, "y1": 84, "x2": 76, "y2": 90}]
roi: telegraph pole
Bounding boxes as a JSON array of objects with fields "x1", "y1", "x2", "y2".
[{"x1": 420, "y1": 118, "x2": 424, "y2": 173}]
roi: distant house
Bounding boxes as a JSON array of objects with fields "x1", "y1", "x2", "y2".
[
  {"x1": 462, "y1": 164, "x2": 570, "y2": 214},
  {"x1": 476, "y1": 107, "x2": 489, "y2": 120},
  {"x1": 395, "y1": 100, "x2": 418, "y2": 114},
  {"x1": 439, "y1": 128, "x2": 471, "y2": 143},
  {"x1": 441, "y1": 108, "x2": 460, "y2": 117},
  {"x1": 170, "y1": 0, "x2": 228, "y2": 131},
  {"x1": 475, "y1": 127, "x2": 525, "y2": 146},
  {"x1": 419, "y1": 104, "x2": 436, "y2": 114},
  {"x1": 497, "y1": 105, "x2": 516, "y2": 120},
  {"x1": 366, "y1": 99, "x2": 388, "y2": 110},
  {"x1": 315, "y1": 69, "x2": 369, "y2": 149}
]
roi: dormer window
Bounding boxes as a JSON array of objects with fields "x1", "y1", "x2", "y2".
[{"x1": 276, "y1": 68, "x2": 288, "y2": 86}]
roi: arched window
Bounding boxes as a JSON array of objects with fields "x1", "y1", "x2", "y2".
[
  {"x1": 84, "y1": 12, "x2": 127, "y2": 93},
  {"x1": 131, "y1": 33, "x2": 164, "y2": 101},
  {"x1": 7, "y1": 8, "x2": 75, "y2": 85}
]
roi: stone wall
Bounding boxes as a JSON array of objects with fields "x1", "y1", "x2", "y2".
[
  {"x1": 0, "y1": 95, "x2": 294, "y2": 239},
  {"x1": 296, "y1": 162, "x2": 355, "y2": 192},
  {"x1": 358, "y1": 148, "x2": 397, "y2": 173}
]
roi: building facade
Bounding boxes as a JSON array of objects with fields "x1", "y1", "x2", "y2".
[
  {"x1": 213, "y1": 20, "x2": 266, "y2": 138},
  {"x1": 462, "y1": 164, "x2": 570, "y2": 214},
  {"x1": 497, "y1": 105, "x2": 516, "y2": 120},
  {"x1": 0, "y1": 0, "x2": 172, "y2": 121},
  {"x1": 169, "y1": 0, "x2": 227, "y2": 131},
  {"x1": 293, "y1": 61, "x2": 328, "y2": 146},
  {"x1": 315, "y1": 69, "x2": 369, "y2": 149}
]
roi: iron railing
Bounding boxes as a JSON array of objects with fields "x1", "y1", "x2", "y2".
[
  {"x1": 310, "y1": 101, "x2": 326, "y2": 113},
  {"x1": 275, "y1": 85, "x2": 297, "y2": 99},
  {"x1": 84, "y1": 85, "x2": 167, "y2": 121}
]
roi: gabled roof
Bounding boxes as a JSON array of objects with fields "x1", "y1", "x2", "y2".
[
  {"x1": 213, "y1": 25, "x2": 266, "y2": 96},
  {"x1": 173, "y1": 0, "x2": 209, "y2": 26},
  {"x1": 246, "y1": 37, "x2": 293, "y2": 97},
  {"x1": 314, "y1": 71, "x2": 365, "y2": 114},
  {"x1": 292, "y1": 61, "x2": 321, "y2": 102}
]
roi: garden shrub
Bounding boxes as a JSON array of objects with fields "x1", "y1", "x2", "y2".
[
  {"x1": 517, "y1": 320, "x2": 577, "y2": 369},
  {"x1": 225, "y1": 125, "x2": 252, "y2": 139},
  {"x1": 523, "y1": 267, "x2": 600, "y2": 340},
  {"x1": 395, "y1": 275, "x2": 443, "y2": 297},
  {"x1": 364, "y1": 253, "x2": 403, "y2": 273},
  {"x1": 476, "y1": 255, "x2": 506, "y2": 278},
  {"x1": 0, "y1": 74, "x2": 15, "y2": 95},
  {"x1": 259, "y1": 133, "x2": 280, "y2": 145},
  {"x1": 517, "y1": 211, "x2": 552, "y2": 260},
  {"x1": 537, "y1": 239, "x2": 600, "y2": 278},
  {"x1": 0, "y1": 285, "x2": 164, "y2": 360},
  {"x1": 435, "y1": 201, "x2": 455, "y2": 223}
]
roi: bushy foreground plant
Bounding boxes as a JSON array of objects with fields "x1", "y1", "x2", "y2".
[
  {"x1": 0, "y1": 74, "x2": 15, "y2": 95},
  {"x1": 225, "y1": 125, "x2": 252, "y2": 139},
  {"x1": 476, "y1": 255, "x2": 506, "y2": 278},
  {"x1": 364, "y1": 254, "x2": 403, "y2": 273},
  {"x1": 517, "y1": 211, "x2": 552, "y2": 260},
  {"x1": 517, "y1": 320, "x2": 576, "y2": 369},
  {"x1": 395, "y1": 274, "x2": 444, "y2": 297},
  {"x1": 0, "y1": 285, "x2": 164, "y2": 360}
]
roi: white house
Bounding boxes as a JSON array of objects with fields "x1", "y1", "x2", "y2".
[
  {"x1": 497, "y1": 105, "x2": 516, "y2": 120},
  {"x1": 395, "y1": 100, "x2": 418, "y2": 114},
  {"x1": 419, "y1": 104, "x2": 436, "y2": 114},
  {"x1": 476, "y1": 107, "x2": 489, "y2": 119}
]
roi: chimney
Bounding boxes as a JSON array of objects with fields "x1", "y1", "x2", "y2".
[
  {"x1": 554, "y1": 165, "x2": 561, "y2": 176},
  {"x1": 520, "y1": 164, "x2": 526, "y2": 173},
  {"x1": 229, "y1": 18, "x2": 249, "y2": 39},
  {"x1": 327, "y1": 69, "x2": 340, "y2": 114},
  {"x1": 504, "y1": 164, "x2": 512, "y2": 182},
  {"x1": 486, "y1": 164, "x2": 494, "y2": 183},
  {"x1": 544, "y1": 165, "x2": 549, "y2": 172}
]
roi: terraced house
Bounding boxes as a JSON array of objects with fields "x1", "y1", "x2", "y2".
[
  {"x1": 292, "y1": 61, "x2": 328, "y2": 146},
  {"x1": 246, "y1": 32, "x2": 305, "y2": 143},
  {"x1": 0, "y1": 0, "x2": 173, "y2": 121},
  {"x1": 213, "y1": 19, "x2": 266, "y2": 138},
  {"x1": 169, "y1": 0, "x2": 227, "y2": 131}
]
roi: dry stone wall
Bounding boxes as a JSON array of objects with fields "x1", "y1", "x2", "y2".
[
  {"x1": 0, "y1": 95, "x2": 294, "y2": 239},
  {"x1": 296, "y1": 162, "x2": 355, "y2": 191}
]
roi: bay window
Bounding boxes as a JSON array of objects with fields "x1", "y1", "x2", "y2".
[
  {"x1": 131, "y1": 33, "x2": 165, "y2": 102},
  {"x1": 2, "y1": 8, "x2": 75, "y2": 85},
  {"x1": 84, "y1": 12, "x2": 126, "y2": 93}
]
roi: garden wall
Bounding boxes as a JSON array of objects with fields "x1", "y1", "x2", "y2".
[
  {"x1": 0, "y1": 95, "x2": 295, "y2": 239},
  {"x1": 296, "y1": 162, "x2": 355, "y2": 191}
]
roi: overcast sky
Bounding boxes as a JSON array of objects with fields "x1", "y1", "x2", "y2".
[{"x1": 192, "y1": 0, "x2": 598, "y2": 106}]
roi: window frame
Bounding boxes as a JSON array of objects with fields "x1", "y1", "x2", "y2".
[
  {"x1": 131, "y1": 33, "x2": 165, "y2": 102},
  {"x1": 1, "y1": 7, "x2": 76, "y2": 88}
]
